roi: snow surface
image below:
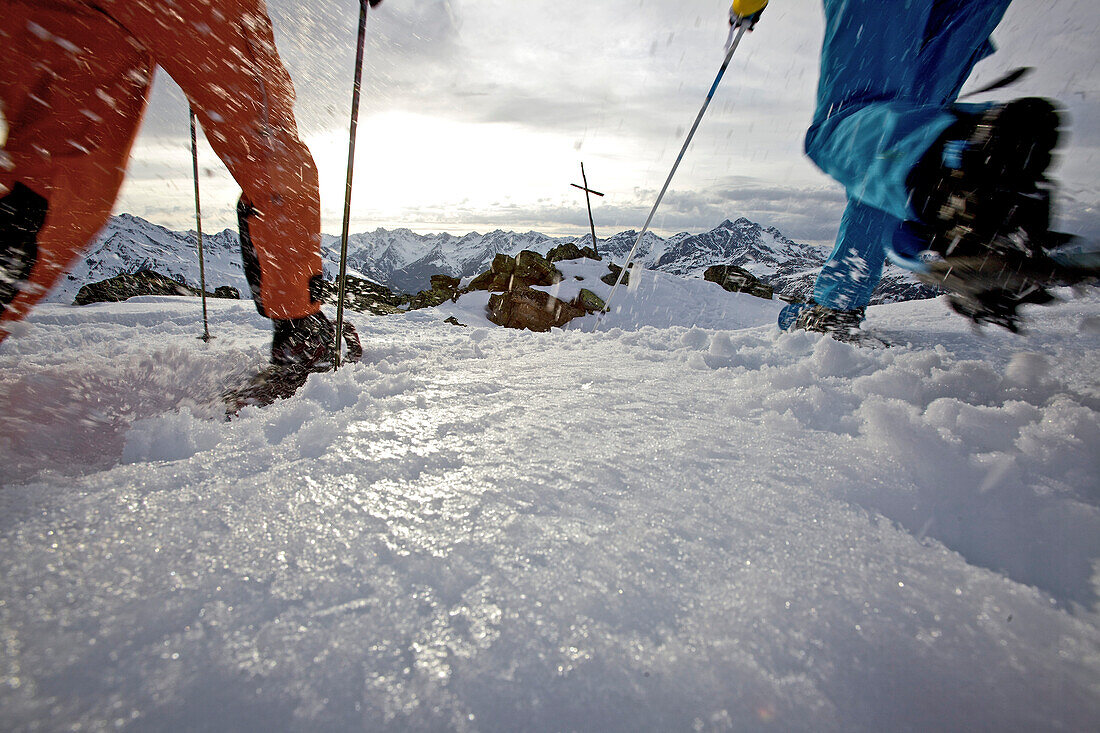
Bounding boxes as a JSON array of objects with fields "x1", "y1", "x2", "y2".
[{"x1": 2, "y1": 275, "x2": 1099, "y2": 731}]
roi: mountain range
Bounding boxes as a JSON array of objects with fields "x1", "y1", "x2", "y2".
[{"x1": 49, "y1": 214, "x2": 936, "y2": 305}]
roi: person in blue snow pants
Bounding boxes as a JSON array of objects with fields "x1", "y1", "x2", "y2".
[{"x1": 778, "y1": 0, "x2": 1013, "y2": 330}]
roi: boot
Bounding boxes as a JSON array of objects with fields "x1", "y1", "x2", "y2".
[
  {"x1": 226, "y1": 311, "x2": 362, "y2": 414},
  {"x1": 908, "y1": 97, "x2": 1062, "y2": 259},
  {"x1": 789, "y1": 302, "x2": 867, "y2": 343}
]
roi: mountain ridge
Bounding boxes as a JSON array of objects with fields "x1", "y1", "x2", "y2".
[{"x1": 49, "y1": 214, "x2": 937, "y2": 305}]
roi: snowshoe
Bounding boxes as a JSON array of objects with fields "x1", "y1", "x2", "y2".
[
  {"x1": 787, "y1": 302, "x2": 887, "y2": 347},
  {"x1": 890, "y1": 230, "x2": 1100, "y2": 332},
  {"x1": 0, "y1": 183, "x2": 49, "y2": 313},
  {"x1": 224, "y1": 312, "x2": 362, "y2": 416}
]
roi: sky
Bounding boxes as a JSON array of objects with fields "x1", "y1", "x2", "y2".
[{"x1": 77, "y1": 1, "x2": 1100, "y2": 245}]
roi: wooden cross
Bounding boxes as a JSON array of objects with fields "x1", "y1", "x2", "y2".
[{"x1": 570, "y1": 162, "x2": 604, "y2": 256}]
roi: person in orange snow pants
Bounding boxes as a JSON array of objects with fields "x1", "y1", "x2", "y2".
[{"x1": 0, "y1": 0, "x2": 324, "y2": 339}]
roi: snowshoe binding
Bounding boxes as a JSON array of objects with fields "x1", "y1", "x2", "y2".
[
  {"x1": 909, "y1": 97, "x2": 1061, "y2": 238},
  {"x1": 224, "y1": 312, "x2": 362, "y2": 416}
]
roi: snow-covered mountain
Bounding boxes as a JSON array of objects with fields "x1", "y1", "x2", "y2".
[
  {"x1": 57, "y1": 213, "x2": 376, "y2": 304},
  {"x1": 53, "y1": 214, "x2": 936, "y2": 304},
  {"x1": 346, "y1": 228, "x2": 572, "y2": 294},
  {"x1": 58, "y1": 214, "x2": 249, "y2": 302}
]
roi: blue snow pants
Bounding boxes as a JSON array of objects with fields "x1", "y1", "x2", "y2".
[{"x1": 779, "y1": 0, "x2": 1012, "y2": 328}]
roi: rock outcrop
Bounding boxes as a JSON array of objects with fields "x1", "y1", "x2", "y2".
[
  {"x1": 213, "y1": 286, "x2": 240, "y2": 300},
  {"x1": 704, "y1": 265, "x2": 774, "y2": 300},
  {"x1": 320, "y1": 275, "x2": 406, "y2": 316},
  {"x1": 601, "y1": 263, "x2": 632, "y2": 287},
  {"x1": 74, "y1": 270, "x2": 203, "y2": 305},
  {"x1": 467, "y1": 250, "x2": 605, "y2": 331},
  {"x1": 468, "y1": 250, "x2": 563, "y2": 293},
  {"x1": 487, "y1": 286, "x2": 586, "y2": 331},
  {"x1": 405, "y1": 274, "x2": 461, "y2": 311},
  {"x1": 547, "y1": 242, "x2": 601, "y2": 264}
]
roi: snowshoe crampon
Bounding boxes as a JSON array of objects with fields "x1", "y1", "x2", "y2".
[
  {"x1": 787, "y1": 302, "x2": 890, "y2": 348},
  {"x1": 224, "y1": 318, "x2": 363, "y2": 417},
  {"x1": 896, "y1": 235, "x2": 1100, "y2": 332}
]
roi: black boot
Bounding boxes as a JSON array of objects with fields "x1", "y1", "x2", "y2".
[
  {"x1": 790, "y1": 302, "x2": 867, "y2": 343},
  {"x1": 908, "y1": 97, "x2": 1062, "y2": 259},
  {"x1": 271, "y1": 312, "x2": 338, "y2": 371},
  {"x1": 899, "y1": 98, "x2": 1089, "y2": 331},
  {"x1": 225, "y1": 312, "x2": 362, "y2": 414},
  {"x1": 1, "y1": 183, "x2": 49, "y2": 314}
]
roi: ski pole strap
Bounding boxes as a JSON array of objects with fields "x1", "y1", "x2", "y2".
[{"x1": 959, "y1": 67, "x2": 1033, "y2": 99}]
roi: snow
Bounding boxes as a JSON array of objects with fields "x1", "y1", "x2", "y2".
[{"x1": 2, "y1": 279, "x2": 1099, "y2": 731}]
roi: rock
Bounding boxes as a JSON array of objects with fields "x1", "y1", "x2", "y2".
[
  {"x1": 321, "y1": 275, "x2": 405, "y2": 315},
  {"x1": 514, "y1": 250, "x2": 562, "y2": 286},
  {"x1": 405, "y1": 274, "x2": 462, "y2": 311},
  {"x1": 547, "y1": 242, "x2": 602, "y2": 263},
  {"x1": 571, "y1": 288, "x2": 605, "y2": 313},
  {"x1": 704, "y1": 265, "x2": 774, "y2": 300},
  {"x1": 74, "y1": 270, "x2": 200, "y2": 305},
  {"x1": 213, "y1": 286, "x2": 240, "y2": 300},
  {"x1": 467, "y1": 270, "x2": 493, "y2": 291},
  {"x1": 444, "y1": 316, "x2": 468, "y2": 328},
  {"x1": 467, "y1": 250, "x2": 563, "y2": 293},
  {"x1": 430, "y1": 274, "x2": 461, "y2": 292},
  {"x1": 492, "y1": 252, "x2": 517, "y2": 274},
  {"x1": 600, "y1": 262, "x2": 632, "y2": 287},
  {"x1": 468, "y1": 254, "x2": 515, "y2": 292},
  {"x1": 487, "y1": 285, "x2": 586, "y2": 332},
  {"x1": 466, "y1": 270, "x2": 494, "y2": 292}
]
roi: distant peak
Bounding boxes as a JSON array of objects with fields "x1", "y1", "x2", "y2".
[{"x1": 718, "y1": 217, "x2": 755, "y2": 229}]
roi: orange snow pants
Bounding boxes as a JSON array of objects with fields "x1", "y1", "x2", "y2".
[{"x1": 0, "y1": 0, "x2": 323, "y2": 339}]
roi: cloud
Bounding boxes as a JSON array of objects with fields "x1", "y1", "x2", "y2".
[
  {"x1": 342, "y1": 173, "x2": 848, "y2": 247},
  {"x1": 32, "y1": 0, "x2": 1092, "y2": 244}
]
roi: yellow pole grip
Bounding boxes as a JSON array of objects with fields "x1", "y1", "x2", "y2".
[{"x1": 731, "y1": 0, "x2": 769, "y2": 18}]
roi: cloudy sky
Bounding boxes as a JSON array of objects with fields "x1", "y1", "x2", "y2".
[{"x1": 113, "y1": 0, "x2": 1099, "y2": 246}]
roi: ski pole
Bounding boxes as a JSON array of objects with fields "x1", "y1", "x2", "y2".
[
  {"x1": 190, "y1": 108, "x2": 213, "y2": 342},
  {"x1": 335, "y1": 0, "x2": 382, "y2": 369},
  {"x1": 597, "y1": 5, "x2": 764, "y2": 327}
]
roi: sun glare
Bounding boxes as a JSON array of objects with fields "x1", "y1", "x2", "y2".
[{"x1": 310, "y1": 111, "x2": 608, "y2": 234}]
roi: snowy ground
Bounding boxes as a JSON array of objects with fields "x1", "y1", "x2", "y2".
[{"x1": 1, "y1": 271, "x2": 1099, "y2": 731}]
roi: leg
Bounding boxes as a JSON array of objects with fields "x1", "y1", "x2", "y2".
[
  {"x1": 810, "y1": 200, "x2": 892, "y2": 310},
  {"x1": 782, "y1": 0, "x2": 1015, "y2": 333},
  {"x1": 777, "y1": 200, "x2": 894, "y2": 330},
  {"x1": 0, "y1": 0, "x2": 152, "y2": 336},
  {"x1": 96, "y1": 0, "x2": 323, "y2": 321},
  {"x1": 806, "y1": 0, "x2": 1012, "y2": 221}
]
